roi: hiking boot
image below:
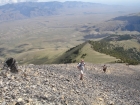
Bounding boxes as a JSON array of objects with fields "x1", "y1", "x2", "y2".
[{"x1": 80, "y1": 77, "x2": 83, "y2": 80}]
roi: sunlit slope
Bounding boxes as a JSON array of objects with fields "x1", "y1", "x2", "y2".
[
  {"x1": 76, "y1": 43, "x2": 118, "y2": 63},
  {"x1": 16, "y1": 48, "x2": 67, "y2": 64},
  {"x1": 55, "y1": 42, "x2": 118, "y2": 64}
]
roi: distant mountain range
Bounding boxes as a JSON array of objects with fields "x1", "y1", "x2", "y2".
[
  {"x1": 80, "y1": 13, "x2": 140, "y2": 35},
  {"x1": 111, "y1": 13, "x2": 140, "y2": 32},
  {"x1": 0, "y1": 1, "x2": 123, "y2": 22},
  {"x1": 0, "y1": 1, "x2": 139, "y2": 23}
]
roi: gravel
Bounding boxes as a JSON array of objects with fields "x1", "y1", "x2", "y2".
[{"x1": 0, "y1": 63, "x2": 140, "y2": 105}]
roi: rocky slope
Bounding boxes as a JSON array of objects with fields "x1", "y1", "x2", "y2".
[{"x1": 0, "y1": 63, "x2": 140, "y2": 105}]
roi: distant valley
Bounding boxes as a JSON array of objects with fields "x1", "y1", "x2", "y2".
[{"x1": 0, "y1": 1, "x2": 140, "y2": 64}]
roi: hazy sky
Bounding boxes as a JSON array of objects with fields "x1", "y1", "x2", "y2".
[
  {"x1": 0, "y1": 0, "x2": 140, "y2": 6},
  {"x1": 38, "y1": 0, "x2": 140, "y2": 5}
]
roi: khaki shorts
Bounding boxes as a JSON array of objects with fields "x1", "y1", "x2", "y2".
[{"x1": 81, "y1": 70, "x2": 84, "y2": 74}]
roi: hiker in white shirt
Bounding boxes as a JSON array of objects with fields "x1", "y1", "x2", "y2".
[{"x1": 77, "y1": 59, "x2": 85, "y2": 80}]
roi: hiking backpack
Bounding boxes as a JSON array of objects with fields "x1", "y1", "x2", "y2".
[{"x1": 3, "y1": 57, "x2": 18, "y2": 73}]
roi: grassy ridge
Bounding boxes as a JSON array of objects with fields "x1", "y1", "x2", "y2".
[
  {"x1": 55, "y1": 34, "x2": 140, "y2": 65},
  {"x1": 55, "y1": 42, "x2": 118, "y2": 64},
  {"x1": 78, "y1": 43, "x2": 117, "y2": 63},
  {"x1": 54, "y1": 42, "x2": 86, "y2": 63}
]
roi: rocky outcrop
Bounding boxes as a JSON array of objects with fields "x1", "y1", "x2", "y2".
[{"x1": 0, "y1": 63, "x2": 140, "y2": 105}]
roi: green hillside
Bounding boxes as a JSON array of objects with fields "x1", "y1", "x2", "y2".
[
  {"x1": 55, "y1": 34, "x2": 140, "y2": 65},
  {"x1": 15, "y1": 34, "x2": 140, "y2": 65},
  {"x1": 55, "y1": 42, "x2": 118, "y2": 64},
  {"x1": 89, "y1": 34, "x2": 140, "y2": 65}
]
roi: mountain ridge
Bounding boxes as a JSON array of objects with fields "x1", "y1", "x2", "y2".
[
  {"x1": 55, "y1": 41, "x2": 118, "y2": 64},
  {"x1": 0, "y1": 1, "x2": 132, "y2": 22},
  {"x1": 0, "y1": 1, "x2": 102, "y2": 21},
  {"x1": 85, "y1": 13, "x2": 140, "y2": 33}
]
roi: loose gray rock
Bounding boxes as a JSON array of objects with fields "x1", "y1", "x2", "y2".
[{"x1": 0, "y1": 63, "x2": 140, "y2": 105}]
